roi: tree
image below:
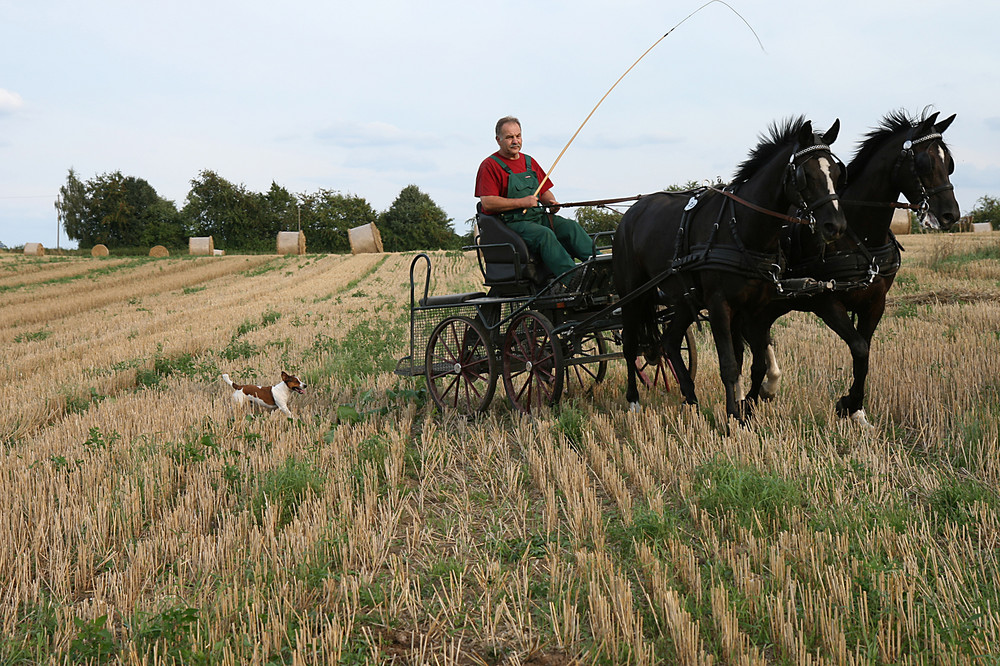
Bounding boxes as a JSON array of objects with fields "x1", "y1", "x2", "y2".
[
  {"x1": 56, "y1": 168, "x2": 89, "y2": 244},
  {"x1": 298, "y1": 189, "x2": 378, "y2": 253},
  {"x1": 56, "y1": 169, "x2": 184, "y2": 248},
  {"x1": 969, "y1": 195, "x2": 1000, "y2": 231},
  {"x1": 182, "y1": 171, "x2": 272, "y2": 252},
  {"x1": 264, "y1": 182, "x2": 300, "y2": 234},
  {"x1": 575, "y1": 206, "x2": 622, "y2": 235},
  {"x1": 378, "y1": 185, "x2": 459, "y2": 252}
]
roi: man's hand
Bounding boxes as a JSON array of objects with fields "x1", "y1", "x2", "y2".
[{"x1": 540, "y1": 192, "x2": 561, "y2": 215}]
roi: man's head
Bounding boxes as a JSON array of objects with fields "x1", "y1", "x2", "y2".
[{"x1": 495, "y1": 116, "x2": 522, "y2": 160}]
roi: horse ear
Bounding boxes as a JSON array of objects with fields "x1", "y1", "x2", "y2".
[
  {"x1": 935, "y1": 113, "x2": 957, "y2": 134},
  {"x1": 797, "y1": 120, "x2": 814, "y2": 146},
  {"x1": 822, "y1": 118, "x2": 841, "y2": 145},
  {"x1": 917, "y1": 112, "x2": 938, "y2": 136}
]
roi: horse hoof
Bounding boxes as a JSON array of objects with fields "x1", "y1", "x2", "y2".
[
  {"x1": 835, "y1": 397, "x2": 851, "y2": 418},
  {"x1": 850, "y1": 409, "x2": 875, "y2": 431},
  {"x1": 628, "y1": 402, "x2": 642, "y2": 413}
]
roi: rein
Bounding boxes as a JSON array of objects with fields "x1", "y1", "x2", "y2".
[{"x1": 706, "y1": 187, "x2": 814, "y2": 226}]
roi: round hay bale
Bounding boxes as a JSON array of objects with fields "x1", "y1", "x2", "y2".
[
  {"x1": 148, "y1": 245, "x2": 170, "y2": 257},
  {"x1": 23, "y1": 242, "x2": 44, "y2": 256},
  {"x1": 91, "y1": 244, "x2": 109, "y2": 257},
  {"x1": 277, "y1": 230, "x2": 306, "y2": 255},
  {"x1": 972, "y1": 222, "x2": 992, "y2": 233},
  {"x1": 189, "y1": 236, "x2": 215, "y2": 255},
  {"x1": 348, "y1": 222, "x2": 383, "y2": 254},
  {"x1": 889, "y1": 209, "x2": 911, "y2": 235}
]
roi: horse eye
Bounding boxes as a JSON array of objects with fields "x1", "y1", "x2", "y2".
[
  {"x1": 947, "y1": 157, "x2": 955, "y2": 176},
  {"x1": 915, "y1": 152, "x2": 932, "y2": 176}
]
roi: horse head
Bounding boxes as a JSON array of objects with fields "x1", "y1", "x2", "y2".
[
  {"x1": 782, "y1": 119, "x2": 849, "y2": 243},
  {"x1": 895, "y1": 112, "x2": 960, "y2": 230}
]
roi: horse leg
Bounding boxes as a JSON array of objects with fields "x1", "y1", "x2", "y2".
[
  {"x1": 840, "y1": 298, "x2": 889, "y2": 428},
  {"x1": 742, "y1": 311, "x2": 780, "y2": 404},
  {"x1": 760, "y1": 339, "x2": 782, "y2": 400},
  {"x1": 664, "y1": 311, "x2": 698, "y2": 405},
  {"x1": 729, "y1": 318, "x2": 746, "y2": 401},
  {"x1": 705, "y1": 301, "x2": 742, "y2": 422},
  {"x1": 742, "y1": 317, "x2": 775, "y2": 417},
  {"x1": 814, "y1": 303, "x2": 873, "y2": 426},
  {"x1": 621, "y1": 304, "x2": 643, "y2": 411}
]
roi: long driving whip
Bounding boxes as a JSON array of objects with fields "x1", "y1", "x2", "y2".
[{"x1": 533, "y1": 0, "x2": 766, "y2": 199}]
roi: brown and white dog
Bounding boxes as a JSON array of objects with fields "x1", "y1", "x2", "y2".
[{"x1": 222, "y1": 371, "x2": 306, "y2": 417}]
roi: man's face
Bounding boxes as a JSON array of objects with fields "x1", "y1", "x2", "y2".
[{"x1": 496, "y1": 122, "x2": 522, "y2": 159}]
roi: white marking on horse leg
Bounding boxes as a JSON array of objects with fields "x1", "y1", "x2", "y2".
[
  {"x1": 760, "y1": 344, "x2": 782, "y2": 400},
  {"x1": 850, "y1": 408, "x2": 874, "y2": 431},
  {"x1": 628, "y1": 401, "x2": 642, "y2": 413}
]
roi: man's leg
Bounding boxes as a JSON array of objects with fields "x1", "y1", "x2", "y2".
[
  {"x1": 505, "y1": 220, "x2": 577, "y2": 279},
  {"x1": 550, "y1": 215, "x2": 596, "y2": 261}
]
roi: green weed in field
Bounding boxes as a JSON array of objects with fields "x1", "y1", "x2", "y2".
[{"x1": 251, "y1": 455, "x2": 324, "y2": 528}]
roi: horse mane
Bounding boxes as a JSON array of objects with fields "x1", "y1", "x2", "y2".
[
  {"x1": 848, "y1": 108, "x2": 948, "y2": 173},
  {"x1": 731, "y1": 116, "x2": 808, "y2": 186}
]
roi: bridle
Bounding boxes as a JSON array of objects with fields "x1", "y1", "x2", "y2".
[
  {"x1": 781, "y1": 143, "x2": 845, "y2": 230},
  {"x1": 833, "y1": 129, "x2": 955, "y2": 225}
]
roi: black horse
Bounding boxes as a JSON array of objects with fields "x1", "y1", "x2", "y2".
[
  {"x1": 740, "y1": 110, "x2": 960, "y2": 428},
  {"x1": 613, "y1": 118, "x2": 849, "y2": 422}
]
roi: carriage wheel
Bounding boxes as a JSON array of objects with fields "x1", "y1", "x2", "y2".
[
  {"x1": 563, "y1": 331, "x2": 609, "y2": 397},
  {"x1": 636, "y1": 326, "x2": 698, "y2": 389},
  {"x1": 502, "y1": 311, "x2": 564, "y2": 413},
  {"x1": 425, "y1": 316, "x2": 497, "y2": 414}
]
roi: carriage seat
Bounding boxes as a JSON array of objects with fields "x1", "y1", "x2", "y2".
[{"x1": 473, "y1": 208, "x2": 552, "y2": 293}]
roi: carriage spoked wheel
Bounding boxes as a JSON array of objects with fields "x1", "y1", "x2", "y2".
[
  {"x1": 636, "y1": 326, "x2": 698, "y2": 390},
  {"x1": 563, "y1": 331, "x2": 609, "y2": 397},
  {"x1": 425, "y1": 315, "x2": 497, "y2": 414},
  {"x1": 502, "y1": 310, "x2": 564, "y2": 413}
]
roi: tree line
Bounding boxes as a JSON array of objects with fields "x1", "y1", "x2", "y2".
[{"x1": 55, "y1": 169, "x2": 462, "y2": 253}]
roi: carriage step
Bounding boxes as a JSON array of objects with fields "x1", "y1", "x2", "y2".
[
  {"x1": 394, "y1": 356, "x2": 423, "y2": 377},
  {"x1": 418, "y1": 291, "x2": 487, "y2": 307}
]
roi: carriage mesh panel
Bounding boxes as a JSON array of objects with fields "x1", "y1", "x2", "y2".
[{"x1": 398, "y1": 302, "x2": 513, "y2": 377}]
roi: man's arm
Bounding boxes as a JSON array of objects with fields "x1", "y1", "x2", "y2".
[{"x1": 479, "y1": 194, "x2": 539, "y2": 213}]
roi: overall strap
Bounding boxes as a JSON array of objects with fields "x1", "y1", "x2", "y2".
[
  {"x1": 488, "y1": 154, "x2": 532, "y2": 174},
  {"x1": 489, "y1": 154, "x2": 513, "y2": 174}
]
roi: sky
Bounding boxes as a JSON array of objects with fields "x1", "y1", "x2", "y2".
[{"x1": 1, "y1": 0, "x2": 998, "y2": 249}]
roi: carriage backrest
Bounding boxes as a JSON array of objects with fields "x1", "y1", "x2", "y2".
[{"x1": 472, "y1": 206, "x2": 552, "y2": 291}]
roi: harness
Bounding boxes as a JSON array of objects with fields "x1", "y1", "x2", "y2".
[
  {"x1": 670, "y1": 192, "x2": 783, "y2": 281},
  {"x1": 778, "y1": 127, "x2": 952, "y2": 294},
  {"x1": 782, "y1": 227, "x2": 903, "y2": 294}
]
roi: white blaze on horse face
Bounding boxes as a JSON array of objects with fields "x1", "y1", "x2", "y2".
[
  {"x1": 935, "y1": 145, "x2": 948, "y2": 173},
  {"x1": 818, "y1": 157, "x2": 841, "y2": 211}
]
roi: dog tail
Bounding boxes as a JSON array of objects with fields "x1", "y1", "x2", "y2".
[{"x1": 222, "y1": 373, "x2": 234, "y2": 387}]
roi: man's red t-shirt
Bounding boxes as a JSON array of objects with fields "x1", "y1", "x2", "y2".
[{"x1": 475, "y1": 152, "x2": 554, "y2": 215}]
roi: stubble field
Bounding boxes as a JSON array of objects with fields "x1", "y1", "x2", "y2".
[{"x1": 1, "y1": 233, "x2": 999, "y2": 664}]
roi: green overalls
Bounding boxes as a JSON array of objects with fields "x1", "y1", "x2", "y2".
[{"x1": 490, "y1": 154, "x2": 595, "y2": 280}]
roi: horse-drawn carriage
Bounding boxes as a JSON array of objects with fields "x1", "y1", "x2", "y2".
[
  {"x1": 394, "y1": 208, "x2": 697, "y2": 414},
  {"x1": 397, "y1": 111, "x2": 960, "y2": 423}
]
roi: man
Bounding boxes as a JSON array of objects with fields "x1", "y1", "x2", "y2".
[{"x1": 475, "y1": 116, "x2": 594, "y2": 285}]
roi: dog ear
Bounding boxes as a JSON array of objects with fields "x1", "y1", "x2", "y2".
[{"x1": 281, "y1": 371, "x2": 290, "y2": 380}]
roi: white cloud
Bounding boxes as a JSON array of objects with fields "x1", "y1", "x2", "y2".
[{"x1": 0, "y1": 89, "x2": 24, "y2": 114}]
